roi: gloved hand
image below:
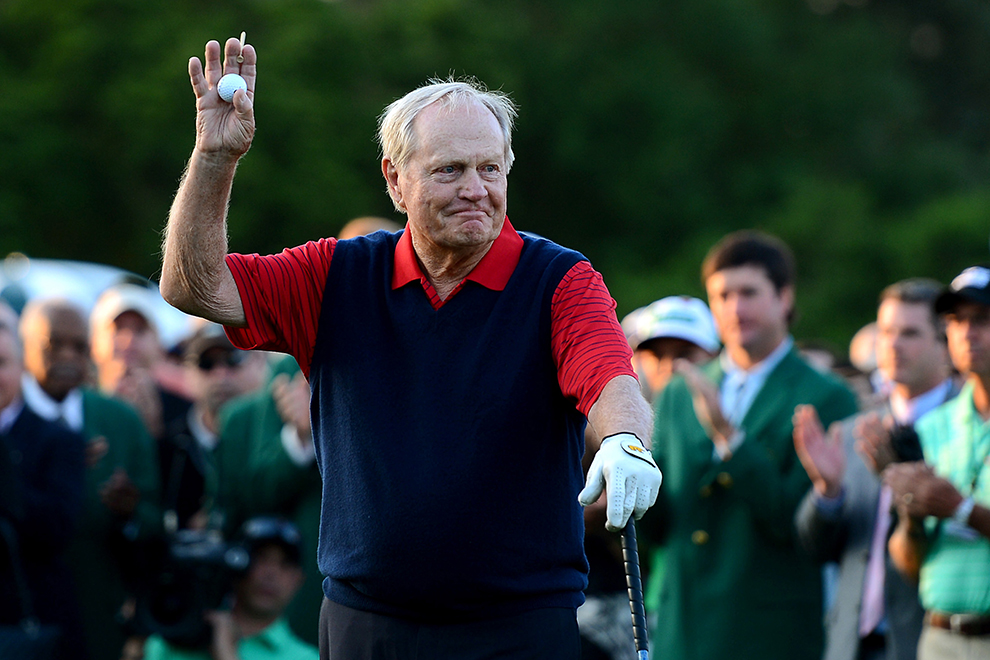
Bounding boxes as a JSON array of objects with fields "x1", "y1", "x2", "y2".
[{"x1": 579, "y1": 433, "x2": 662, "y2": 531}]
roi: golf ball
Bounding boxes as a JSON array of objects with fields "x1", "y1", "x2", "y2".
[{"x1": 217, "y1": 73, "x2": 247, "y2": 103}]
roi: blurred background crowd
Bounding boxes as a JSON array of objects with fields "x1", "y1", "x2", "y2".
[
  {"x1": 3, "y1": 1, "x2": 990, "y2": 659},
  {"x1": 2, "y1": 222, "x2": 988, "y2": 660}
]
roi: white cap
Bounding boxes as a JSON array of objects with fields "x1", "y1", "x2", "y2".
[
  {"x1": 90, "y1": 283, "x2": 161, "y2": 336},
  {"x1": 622, "y1": 296, "x2": 720, "y2": 353}
]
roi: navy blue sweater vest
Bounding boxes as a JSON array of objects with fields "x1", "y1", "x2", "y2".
[{"x1": 309, "y1": 230, "x2": 590, "y2": 621}]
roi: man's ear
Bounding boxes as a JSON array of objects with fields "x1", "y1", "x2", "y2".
[
  {"x1": 779, "y1": 284, "x2": 795, "y2": 319},
  {"x1": 382, "y1": 158, "x2": 405, "y2": 211}
]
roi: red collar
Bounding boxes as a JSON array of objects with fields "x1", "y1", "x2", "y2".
[{"x1": 391, "y1": 217, "x2": 523, "y2": 292}]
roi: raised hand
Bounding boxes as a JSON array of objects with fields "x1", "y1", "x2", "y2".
[
  {"x1": 100, "y1": 467, "x2": 141, "y2": 518},
  {"x1": 792, "y1": 404, "x2": 845, "y2": 498},
  {"x1": 188, "y1": 37, "x2": 257, "y2": 157},
  {"x1": 674, "y1": 358, "x2": 734, "y2": 453},
  {"x1": 272, "y1": 371, "x2": 312, "y2": 447}
]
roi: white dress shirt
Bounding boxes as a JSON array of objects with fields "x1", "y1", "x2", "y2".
[{"x1": 21, "y1": 374, "x2": 84, "y2": 433}]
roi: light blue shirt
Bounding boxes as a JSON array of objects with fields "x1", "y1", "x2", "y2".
[
  {"x1": 915, "y1": 381, "x2": 990, "y2": 614},
  {"x1": 143, "y1": 618, "x2": 318, "y2": 660}
]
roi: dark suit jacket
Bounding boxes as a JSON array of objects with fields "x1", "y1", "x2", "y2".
[
  {"x1": 794, "y1": 387, "x2": 956, "y2": 660},
  {"x1": 0, "y1": 404, "x2": 87, "y2": 657},
  {"x1": 645, "y1": 347, "x2": 858, "y2": 660}
]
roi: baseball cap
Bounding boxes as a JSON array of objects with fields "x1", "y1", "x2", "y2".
[
  {"x1": 90, "y1": 283, "x2": 161, "y2": 336},
  {"x1": 183, "y1": 323, "x2": 237, "y2": 361},
  {"x1": 239, "y1": 516, "x2": 303, "y2": 565},
  {"x1": 935, "y1": 266, "x2": 990, "y2": 314},
  {"x1": 622, "y1": 296, "x2": 720, "y2": 353}
]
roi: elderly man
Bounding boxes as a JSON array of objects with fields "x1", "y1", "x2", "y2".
[
  {"x1": 19, "y1": 297, "x2": 160, "y2": 660},
  {"x1": 0, "y1": 305, "x2": 87, "y2": 660},
  {"x1": 886, "y1": 266, "x2": 990, "y2": 660},
  {"x1": 159, "y1": 38, "x2": 661, "y2": 659}
]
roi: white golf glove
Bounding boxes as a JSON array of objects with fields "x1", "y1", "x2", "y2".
[{"x1": 579, "y1": 433, "x2": 662, "y2": 532}]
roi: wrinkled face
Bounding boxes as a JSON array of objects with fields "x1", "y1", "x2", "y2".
[
  {"x1": 385, "y1": 100, "x2": 507, "y2": 254},
  {"x1": 24, "y1": 308, "x2": 89, "y2": 401},
  {"x1": 237, "y1": 544, "x2": 303, "y2": 619},
  {"x1": 92, "y1": 310, "x2": 160, "y2": 374},
  {"x1": 705, "y1": 265, "x2": 792, "y2": 362},
  {"x1": 635, "y1": 337, "x2": 714, "y2": 401},
  {"x1": 186, "y1": 347, "x2": 266, "y2": 415},
  {"x1": 944, "y1": 301, "x2": 990, "y2": 377},
  {"x1": 0, "y1": 331, "x2": 23, "y2": 411},
  {"x1": 875, "y1": 299, "x2": 946, "y2": 392}
]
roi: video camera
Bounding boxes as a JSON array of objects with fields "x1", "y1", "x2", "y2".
[
  {"x1": 129, "y1": 516, "x2": 303, "y2": 649},
  {"x1": 130, "y1": 528, "x2": 250, "y2": 649}
]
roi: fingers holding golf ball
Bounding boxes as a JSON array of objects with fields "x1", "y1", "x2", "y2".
[
  {"x1": 187, "y1": 37, "x2": 257, "y2": 155},
  {"x1": 216, "y1": 34, "x2": 254, "y2": 104},
  {"x1": 217, "y1": 73, "x2": 247, "y2": 103}
]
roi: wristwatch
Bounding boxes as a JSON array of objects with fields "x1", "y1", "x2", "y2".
[{"x1": 952, "y1": 496, "x2": 975, "y2": 526}]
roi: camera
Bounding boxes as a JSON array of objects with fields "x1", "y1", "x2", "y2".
[
  {"x1": 889, "y1": 423, "x2": 924, "y2": 463},
  {"x1": 130, "y1": 529, "x2": 250, "y2": 648}
]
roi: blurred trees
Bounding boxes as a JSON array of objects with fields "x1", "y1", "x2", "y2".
[{"x1": 1, "y1": 0, "x2": 989, "y2": 348}]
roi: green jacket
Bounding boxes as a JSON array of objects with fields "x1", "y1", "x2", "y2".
[
  {"x1": 67, "y1": 388, "x2": 161, "y2": 660},
  {"x1": 643, "y1": 348, "x2": 857, "y2": 660}
]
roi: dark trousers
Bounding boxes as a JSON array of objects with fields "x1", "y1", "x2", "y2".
[
  {"x1": 319, "y1": 598, "x2": 580, "y2": 660},
  {"x1": 858, "y1": 632, "x2": 886, "y2": 660}
]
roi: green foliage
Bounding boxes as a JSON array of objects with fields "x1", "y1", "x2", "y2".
[{"x1": 1, "y1": 0, "x2": 989, "y2": 349}]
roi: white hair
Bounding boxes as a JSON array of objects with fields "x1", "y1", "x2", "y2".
[{"x1": 377, "y1": 77, "x2": 517, "y2": 185}]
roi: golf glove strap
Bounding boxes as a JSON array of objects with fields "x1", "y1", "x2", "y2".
[{"x1": 579, "y1": 433, "x2": 662, "y2": 531}]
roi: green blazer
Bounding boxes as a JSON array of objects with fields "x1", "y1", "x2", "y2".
[
  {"x1": 643, "y1": 347, "x2": 857, "y2": 660},
  {"x1": 215, "y1": 355, "x2": 323, "y2": 645},
  {"x1": 67, "y1": 388, "x2": 161, "y2": 660}
]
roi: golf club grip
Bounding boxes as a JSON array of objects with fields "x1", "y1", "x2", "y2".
[{"x1": 621, "y1": 520, "x2": 650, "y2": 659}]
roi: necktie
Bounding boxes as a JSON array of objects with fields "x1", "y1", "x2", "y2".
[
  {"x1": 859, "y1": 486, "x2": 892, "y2": 637},
  {"x1": 724, "y1": 372, "x2": 748, "y2": 426}
]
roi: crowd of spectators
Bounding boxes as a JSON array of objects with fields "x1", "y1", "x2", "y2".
[{"x1": 0, "y1": 225, "x2": 988, "y2": 660}]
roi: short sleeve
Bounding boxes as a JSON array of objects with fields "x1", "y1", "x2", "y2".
[
  {"x1": 224, "y1": 238, "x2": 335, "y2": 377},
  {"x1": 551, "y1": 261, "x2": 636, "y2": 415}
]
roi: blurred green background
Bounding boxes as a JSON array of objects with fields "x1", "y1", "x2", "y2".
[{"x1": 2, "y1": 0, "x2": 989, "y2": 352}]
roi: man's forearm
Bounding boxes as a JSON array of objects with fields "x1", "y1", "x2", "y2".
[
  {"x1": 962, "y1": 501, "x2": 990, "y2": 540},
  {"x1": 587, "y1": 374, "x2": 653, "y2": 450},
  {"x1": 888, "y1": 515, "x2": 928, "y2": 583},
  {"x1": 161, "y1": 150, "x2": 246, "y2": 325}
]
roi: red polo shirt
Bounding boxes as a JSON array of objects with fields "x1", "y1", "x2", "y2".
[{"x1": 225, "y1": 218, "x2": 634, "y2": 415}]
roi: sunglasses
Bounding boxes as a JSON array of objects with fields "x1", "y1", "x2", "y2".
[
  {"x1": 242, "y1": 516, "x2": 302, "y2": 546},
  {"x1": 195, "y1": 350, "x2": 247, "y2": 372}
]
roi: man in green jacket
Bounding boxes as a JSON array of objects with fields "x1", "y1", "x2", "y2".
[{"x1": 643, "y1": 231, "x2": 858, "y2": 660}]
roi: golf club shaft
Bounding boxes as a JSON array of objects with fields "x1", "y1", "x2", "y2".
[{"x1": 621, "y1": 520, "x2": 650, "y2": 660}]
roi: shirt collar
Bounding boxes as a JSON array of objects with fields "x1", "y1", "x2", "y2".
[
  {"x1": 955, "y1": 379, "x2": 990, "y2": 431},
  {"x1": 889, "y1": 378, "x2": 954, "y2": 426},
  {"x1": 249, "y1": 618, "x2": 292, "y2": 650},
  {"x1": 0, "y1": 398, "x2": 24, "y2": 435},
  {"x1": 391, "y1": 217, "x2": 523, "y2": 292},
  {"x1": 720, "y1": 335, "x2": 794, "y2": 383},
  {"x1": 21, "y1": 374, "x2": 84, "y2": 432},
  {"x1": 187, "y1": 406, "x2": 219, "y2": 452}
]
